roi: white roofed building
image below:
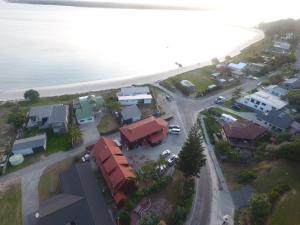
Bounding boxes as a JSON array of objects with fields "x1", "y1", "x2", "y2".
[
  {"x1": 238, "y1": 91, "x2": 288, "y2": 113},
  {"x1": 117, "y1": 86, "x2": 152, "y2": 106}
]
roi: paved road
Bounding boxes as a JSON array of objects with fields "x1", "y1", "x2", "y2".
[{"x1": 155, "y1": 78, "x2": 261, "y2": 225}]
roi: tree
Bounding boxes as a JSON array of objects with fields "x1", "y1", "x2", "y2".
[
  {"x1": 249, "y1": 193, "x2": 271, "y2": 225},
  {"x1": 285, "y1": 89, "x2": 300, "y2": 109},
  {"x1": 211, "y1": 57, "x2": 220, "y2": 65},
  {"x1": 176, "y1": 123, "x2": 206, "y2": 178},
  {"x1": 232, "y1": 87, "x2": 242, "y2": 101},
  {"x1": 69, "y1": 125, "x2": 81, "y2": 146},
  {"x1": 105, "y1": 99, "x2": 121, "y2": 112},
  {"x1": 119, "y1": 211, "x2": 131, "y2": 225},
  {"x1": 278, "y1": 140, "x2": 300, "y2": 161},
  {"x1": 7, "y1": 111, "x2": 26, "y2": 128},
  {"x1": 225, "y1": 55, "x2": 231, "y2": 61},
  {"x1": 24, "y1": 89, "x2": 40, "y2": 101},
  {"x1": 140, "y1": 212, "x2": 161, "y2": 225}
]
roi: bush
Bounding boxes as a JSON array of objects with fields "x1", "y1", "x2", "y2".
[
  {"x1": 7, "y1": 111, "x2": 26, "y2": 129},
  {"x1": 215, "y1": 141, "x2": 243, "y2": 162},
  {"x1": 278, "y1": 140, "x2": 300, "y2": 161},
  {"x1": 119, "y1": 211, "x2": 131, "y2": 225},
  {"x1": 237, "y1": 170, "x2": 257, "y2": 184},
  {"x1": 267, "y1": 184, "x2": 291, "y2": 204},
  {"x1": 24, "y1": 89, "x2": 40, "y2": 101},
  {"x1": 124, "y1": 199, "x2": 135, "y2": 212},
  {"x1": 249, "y1": 193, "x2": 271, "y2": 225}
]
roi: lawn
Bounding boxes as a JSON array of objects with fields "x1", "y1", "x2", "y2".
[
  {"x1": 38, "y1": 159, "x2": 73, "y2": 202},
  {"x1": 164, "y1": 66, "x2": 216, "y2": 93},
  {"x1": 0, "y1": 181, "x2": 22, "y2": 225},
  {"x1": 203, "y1": 116, "x2": 221, "y2": 144},
  {"x1": 98, "y1": 113, "x2": 120, "y2": 134}
]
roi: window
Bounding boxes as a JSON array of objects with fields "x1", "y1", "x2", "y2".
[
  {"x1": 272, "y1": 107, "x2": 276, "y2": 110},
  {"x1": 255, "y1": 100, "x2": 261, "y2": 105},
  {"x1": 80, "y1": 120, "x2": 84, "y2": 123},
  {"x1": 261, "y1": 102, "x2": 266, "y2": 106},
  {"x1": 88, "y1": 118, "x2": 93, "y2": 121},
  {"x1": 260, "y1": 107, "x2": 264, "y2": 111},
  {"x1": 254, "y1": 105, "x2": 258, "y2": 108},
  {"x1": 250, "y1": 98, "x2": 255, "y2": 103}
]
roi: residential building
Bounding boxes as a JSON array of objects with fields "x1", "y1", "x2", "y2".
[
  {"x1": 121, "y1": 105, "x2": 142, "y2": 124},
  {"x1": 272, "y1": 41, "x2": 291, "y2": 53},
  {"x1": 27, "y1": 104, "x2": 69, "y2": 134},
  {"x1": 216, "y1": 64, "x2": 231, "y2": 75},
  {"x1": 281, "y1": 78, "x2": 300, "y2": 90},
  {"x1": 264, "y1": 85, "x2": 288, "y2": 97},
  {"x1": 74, "y1": 95, "x2": 104, "y2": 124},
  {"x1": 228, "y1": 62, "x2": 247, "y2": 75},
  {"x1": 238, "y1": 91, "x2": 288, "y2": 113},
  {"x1": 117, "y1": 86, "x2": 152, "y2": 106},
  {"x1": 290, "y1": 121, "x2": 300, "y2": 134},
  {"x1": 120, "y1": 116, "x2": 168, "y2": 149},
  {"x1": 245, "y1": 63, "x2": 265, "y2": 75},
  {"x1": 223, "y1": 120, "x2": 266, "y2": 148},
  {"x1": 12, "y1": 134, "x2": 46, "y2": 156},
  {"x1": 180, "y1": 80, "x2": 196, "y2": 94},
  {"x1": 35, "y1": 163, "x2": 115, "y2": 225},
  {"x1": 92, "y1": 137, "x2": 136, "y2": 205},
  {"x1": 257, "y1": 109, "x2": 294, "y2": 132}
]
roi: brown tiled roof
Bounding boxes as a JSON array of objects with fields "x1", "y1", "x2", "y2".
[
  {"x1": 223, "y1": 120, "x2": 266, "y2": 140},
  {"x1": 119, "y1": 116, "x2": 168, "y2": 142}
]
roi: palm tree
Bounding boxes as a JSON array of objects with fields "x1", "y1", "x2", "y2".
[{"x1": 69, "y1": 125, "x2": 82, "y2": 147}]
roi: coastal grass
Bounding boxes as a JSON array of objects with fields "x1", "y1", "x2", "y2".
[
  {"x1": 0, "y1": 181, "x2": 22, "y2": 225},
  {"x1": 38, "y1": 159, "x2": 73, "y2": 202},
  {"x1": 164, "y1": 66, "x2": 215, "y2": 93}
]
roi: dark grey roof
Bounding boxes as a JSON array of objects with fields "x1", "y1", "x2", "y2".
[
  {"x1": 49, "y1": 105, "x2": 69, "y2": 123},
  {"x1": 29, "y1": 105, "x2": 53, "y2": 118},
  {"x1": 36, "y1": 163, "x2": 115, "y2": 225},
  {"x1": 121, "y1": 105, "x2": 141, "y2": 120},
  {"x1": 12, "y1": 134, "x2": 46, "y2": 151},
  {"x1": 257, "y1": 109, "x2": 294, "y2": 129}
]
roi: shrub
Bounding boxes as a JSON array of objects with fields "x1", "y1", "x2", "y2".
[
  {"x1": 278, "y1": 140, "x2": 300, "y2": 161},
  {"x1": 249, "y1": 193, "x2": 271, "y2": 225},
  {"x1": 24, "y1": 89, "x2": 40, "y2": 101},
  {"x1": 124, "y1": 199, "x2": 135, "y2": 212},
  {"x1": 267, "y1": 184, "x2": 291, "y2": 205},
  {"x1": 237, "y1": 170, "x2": 257, "y2": 184},
  {"x1": 7, "y1": 111, "x2": 26, "y2": 129},
  {"x1": 119, "y1": 211, "x2": 131, "y2": 225}
]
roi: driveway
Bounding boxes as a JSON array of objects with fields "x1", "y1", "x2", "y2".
[{"x1": 80, "y1": 122, "x2": 100, "y2": 147}]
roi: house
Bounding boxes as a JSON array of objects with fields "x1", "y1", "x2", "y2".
[
  {"x1": 120, "y1": 116, "x2": 168, "y2": 149},
  {"x1": 180, "y1": 80, "x2": 196, "y2": 94},
  {"x1": 12, "y1": 134, "x2": 46, "y2": 156},
  {"x1": 264, "y1": 85, "x2": 288, "y2": 97},
  {"x1": 74, "y1": 95, "x2": 104, "y2": 124},
  {"x1": 27, "y1": 104, "x2": 69, "y2": 134},
  {"x1": 92, "y1": 137, "x2": 136, "y2": 205},
  {"x1": 257, "y1": 109, "x2": 294, "y2": 132},
  {"x1": 220, "y1": 114, "x2": 237, "y2": 123},
  {"x1": 245, "y1": 63, "x2": 265, "y2": 75},
  {"x1": 228, "y1": 62, "x2": 247, "y2": 77},
  {"x1": 238, "y1": 91, "x2": 288, "y2": 113},
  {"x1": 281, "y1": 78, "x2": 300, "y2": 90},
  {"x1": 223, "y1": 120, "x2": 266, "y2": 148},
  {"x1": 216, "y1": 64, "x2": 231, "y2": 76},
  {"x1": 35, "y1": 163, "x2": 115, "y2": 225},
  {"x1": 290, "y1": 121, "x2": 300, "y2": 134},
  {"x1": 121, "y1": 105, "x2": 142, "y2": 124},
  {"x1": 117, "y1": 86, "x2": 152, "y2": 106},
  {"x1": 272, "y1": 41, "x2": 291, "y2": 53}
]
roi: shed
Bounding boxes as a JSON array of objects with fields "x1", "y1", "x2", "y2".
[{"x1": 12, "y1": 134, "x2": 47, "y2": 156}]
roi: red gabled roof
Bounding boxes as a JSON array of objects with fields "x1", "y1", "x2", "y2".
[
  {"x1": 92, "y1": 137, "x2": 135, "y2": 195},
  {"x1": 223, "y1": 120, "x2": 266, "y2": 140},
  {"x1": 119, "y1": 116, "x2": 168, "y2": 142}
]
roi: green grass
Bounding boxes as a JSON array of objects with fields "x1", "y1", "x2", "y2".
[
  {"x1": 164, "y1": 66, "x2": 216, "y2": 93},
  {"x1": 38, "y1": 159, "x2": 73, "y2": 202},
  {"x1": 98, "y1": 114, "x2": 120, "y2": 134},
  {"x1": 163, "y1": 171, "x2": 184, "y2": 204},
  {"x1": 0, "y1": 181, "x2": 22, "y2": 225},
  {"x1": 203, "y1": 116, "x2": 221, "y2": 144}
]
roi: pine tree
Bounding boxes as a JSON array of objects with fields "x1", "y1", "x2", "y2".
[{"x1": 176, "y1": 123, "x2": 206, "y2": 178}]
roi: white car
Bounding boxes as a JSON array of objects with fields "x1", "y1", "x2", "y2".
[
  {"x1": 156, "y1": 164, "x2": 167, "y2": 175},
  {"x1": 215, "y1": 96, "x2": 226, "y2": 104},
  {"x1": 161, "y1": 149, "x2": 171, "y2": 157},
  {"x1": 168, "y1": 154, "x2": 179, "y2": 165},
  {"x1": 169, "y1": 125, "x2": 180, "y2": 130},
  {"x1": 169, "y1": 128, "x2": 181, "y2": 134}
]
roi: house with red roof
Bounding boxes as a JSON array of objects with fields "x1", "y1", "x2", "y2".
[
  {"x1": 92, "y1": 137, "x2": 136, "y2": 205},
  {"x1": 223, "y1": 120, "x2": 266, "y2": 148},
  {"x1": 119, "y1": 116, "x2": 168, "y2": 149}
]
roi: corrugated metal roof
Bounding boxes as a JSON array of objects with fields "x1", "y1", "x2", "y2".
[
  {"x1": 12, "y1": 134, "x2": 46, "y2": 151},
  {"x1": 121, "y1": 105, "x2": 142, "y2": 121}
]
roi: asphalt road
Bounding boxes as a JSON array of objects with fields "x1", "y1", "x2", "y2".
[{"x1": 156, "y1": 78, "x2": 261, "y2": 225}]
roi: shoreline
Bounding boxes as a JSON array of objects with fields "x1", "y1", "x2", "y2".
[{"x1": 0, "y1": 28, "x2": 264, "y2": 101}]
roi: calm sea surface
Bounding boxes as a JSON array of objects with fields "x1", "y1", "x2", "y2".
[{"x1": 0, "y1": 1, "x2": 297, "y2": 90}]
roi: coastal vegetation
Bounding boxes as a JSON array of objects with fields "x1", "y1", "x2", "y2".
[{"x1": 24, "y1": 89, "x2": 40, "y2": 101}]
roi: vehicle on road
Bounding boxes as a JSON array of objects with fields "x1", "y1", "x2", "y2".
[
  {"x1": 166, "y1": 95, "x2": 172, "y2": 101},
  {"x1": 161, "y1": 149, "x2": 171, "y2": 157},
  {"x1": 169, "y1": 125, "x2": 180, "y2": 130},
  {"x1": 81, "y1": 153, "x2": 90, "y2": 162},
  {"x1": 168, "y1": 154, "x2": 179, "y2": 165},
  {"x1": 215, "y1": 96, "x2": 226, "y2": 104},
  {"x1": 169, "y1": 128, "x2": 181, "y2": 134},
  {"x1": 156, "y1": 164, "x2": 167, "y2": 176}
]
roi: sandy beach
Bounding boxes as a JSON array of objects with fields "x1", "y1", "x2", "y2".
[{"x1": 0, "y1": 28, "x2": 264, "y2": 101}]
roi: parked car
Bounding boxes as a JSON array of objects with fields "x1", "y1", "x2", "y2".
[
  {"x1": 169, "y1": 128, "x2": 181, "y2": 134},
  {"x1": 161, "y1": 149, "x2": 171, "y2": 157},
  {"x1": 215, "y1": 96, "x2": 226, "y2": 104},
  {"x1": 156, "y1": 164, "x2": 167, "y2": 176},
  {"x1": 113, "y1": 139, "x2": 122, "y2": 148},
  {"x1": 168, "y1": 154, "x2": 179, "y2": 165},
  {"x1": 166, "y1": 95, "x2": 172, "y2": 101},
  {"x1": 81, "y1": 153, "x2": 90, "y2": 162},
  {"x1": 169, "y1": 125, "x2": 180, "y2": 130}
]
